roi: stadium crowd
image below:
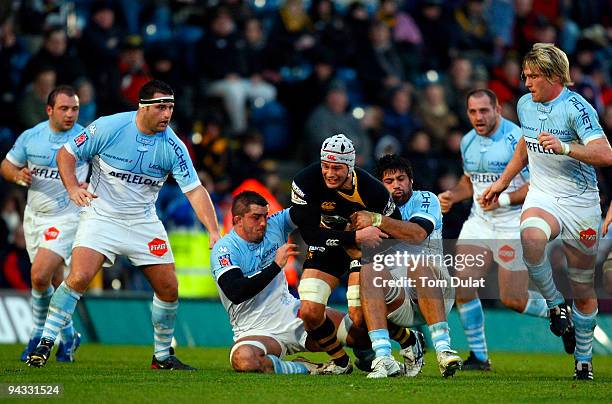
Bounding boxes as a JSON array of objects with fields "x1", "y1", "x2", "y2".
[{"x1": 0, "y1": 0, "x2": 611, "y2": 294}]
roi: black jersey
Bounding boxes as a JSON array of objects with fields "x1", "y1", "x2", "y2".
[{"x1": 290, "y1": 162, "x2": 401, "y2": 247}]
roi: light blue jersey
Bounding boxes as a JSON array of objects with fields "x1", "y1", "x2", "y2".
[
  {"x1": 398, "y1": 190, "x2": 443, "y2": 254},
  {"x1": 211, "y1": 209, "x2": 299, "y2": 338},
  {"x1": 6, "y1": 121, "x2": 88, "y2": 214},
  {"x1": 461, "y1": 117, "x2": 528, "y2": 224},
  {"x1": 517, "y1": 87, "x2": 604, "y2": 201},
  {"x1": 64, "y1": 111, "x2": 200, "y2": 219}
]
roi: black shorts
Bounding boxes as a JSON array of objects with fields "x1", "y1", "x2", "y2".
[{"x1": 302, "y1": 245, "x2": 361, "y2": 279}]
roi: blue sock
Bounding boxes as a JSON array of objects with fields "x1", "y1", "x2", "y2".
[
  {"x1": 41, "y1": 282, "x2": 82, "y2": 342},
  {"x1": 573, "y1": 304, "x2": 597, "y2": 362},
  {"x1": 368, "y1": 329, "x2": 392, "y2": 358},
  {"x1": 458, "y1": 298, "x2": 488, "y2": 361},
  {"x1": 524, "y1": 257, "x2": 565, "y2": 309},
  {"x1": 30, "y1": 286, "x2": 54, "y2": 339},
  {"x1": 152, "y1": 295, "x2": 178, "y2": 361},
  {"x1": 428, "y1": 321, "x2": 451, "y2": 352},
  {"x1": 267, "y1": 355, "x2": 309, "y2": 374},
  {"x1": 522, "y1": 290, "x2": 549, "y2": 318},
  {"x1": 60, "y1": 320, "x2": 76, "y2": 343}
]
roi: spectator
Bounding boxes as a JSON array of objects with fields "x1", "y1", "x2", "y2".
[
  {"x1": 357, "y1": 21, "x2": 407, "y2": 104},
  {"x1": 21, "y1": 25, "x2": 85, "y2": 90},
  {"x1": 75, "y1": 79, "x2": 97, "y2": 127},
  {"x1": 17, "y1": 67, "x2": 56, "y2": 129},
  {"x1": 382, "y1": 85, "x2": 420, "y2": 145},
  {"x1": 444, "y1": 56, "x2": 475, "y2": 130},
  {"x1": 415, "y1": 81, "x2": 459, "y2": 149},
  {"x1": 198, "y1": 9, "x2": 276, "y2": 134},
  {"x1": 267, "y1": 0, "x2": 316, "y2": 69},
  {"x1": 413, "y1": 0, "x2": 454, "y2": 71},
  {"x1": 117, "y1": 35, "x2": 152, "y2": 109},
  {"x1": 304, "y1": 80, "x2": 371, "y2": 168},
  {"x1": 78, "y1": 0, "x2": 124, "y2": 115}
]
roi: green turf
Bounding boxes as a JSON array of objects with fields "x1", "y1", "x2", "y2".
[{"x1": 0, "y1": 344, "x2": 610, "y2": 403}]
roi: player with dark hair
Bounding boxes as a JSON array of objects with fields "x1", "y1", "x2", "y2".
[
  {"x1": 352, "y1": 154, "x2": 461, "y2": 377},
  {"x1": 212, "y1": 191, "x2": 371, "y2": 374},
  {"x1": 1, "y1": 85, "x2": 86, "y2": 363},
  {"x1": 26, "y1": 79, "x2": 221, "y2": 369}
]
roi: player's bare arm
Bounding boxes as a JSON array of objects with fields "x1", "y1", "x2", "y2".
[
  {"x1": 0, "y1": 159, "x2": 32, "y2": 186},
  {"x1": 351, "y1": 211, "x2": 427, "y2": 244},
  {"x1": 538, "y1": 134, "x2": 612, "y2": 167},
  {"x1": 185, "y1": 184, "x2": 222, "y2": 247},
  {"x1": 482, "y1": 136, "x2": 528, "y2": 204},
  {"x1": 57, "y1": 146, "x2": 97, "y2": 207},
  {"x1": 477, "y1": 182, "x2": 529, "y2": 212},
  {"x1": 438, "y1": 174, "x2": 473, "y2": 213}
]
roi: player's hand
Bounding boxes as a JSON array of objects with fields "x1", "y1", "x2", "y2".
[
  {"x1": 14, "y1": 167, "x2": 32, "y2": 187},
  {"x1": 602, "y1": 202, "x2": 612, "y2": 237},
  {"x1": 355, "y1": 226, "x2": 388, "y2": 248},
  {"x1": 477, "y1": 194, "x2": 499, "y2": 211},
  {"x1": 538, "y1": 132, "x2": 563, "y2": 154},
  {"x1": 350, "y1": 211, "x2": 373, "y2": 230},
  {"x1": 209, "y1": 230, "x2": 221, "y2": 248},
  {"x1": 437, "y1": 191, "x2": 454, "y2": 213},
  {"x1": 68, "y1": 185, "x2": 97, "y2": 207},
  {"x1": 78, "y1": 181, "x2": 89, "y2": 189},
  {"x1": 274, "y1": 243, "x2": 300, "y2": 268},
  {"x1": 481, "y1": 178, "x2": 509, "y2": 206}
]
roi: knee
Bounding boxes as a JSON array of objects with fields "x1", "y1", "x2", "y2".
[
  {"x1": 521, "y1": 230, "x2": 547, "y2": 264},
  {"x1": 65, "y1": 270, "x2": 91, "y2": 293},
  {"x1": 231, "y1": 346, "x2": 263, "y2": 373},
  {"x1": 30, "y1": 266, "x2": 52, "y2": 291},
  {"x1": 155, "y1": 278, "x2": 179, "y2": 302},
  {"x1": 300, "y1": 304, "x2": 325, "y2": 329}
]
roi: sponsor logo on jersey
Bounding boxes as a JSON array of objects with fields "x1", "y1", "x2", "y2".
[
  {"x1": 31, "y1": 167, "x2": 61, "y2": 179},
  {"x1": 44, "y1": 227, "x2": 60, "y2": 241},
  {"x1": 109, "y1": 171, "x2": 163, "y2": 186},
  {"x1": 326, "y1": 239, "x2": 339, "y2": 246},
  {"x1": 321, "y1": 201, "x2": 336, "y2": 211},
  {"x1": 498, "y1": 244, "x2": 515, "y2": 263},
  {"x1": 74, "y1": 132, "x2": 88, "y2": 147},
  {"x1": 88, "y1": 124, "x2": 97, "y2": 136},
  {"x1": 569, "y1": 97, "x2": 593, "y2": 131},
  {"x1": 167, "y1": 137, "x2": 190, "y2": 178},
  {"x1": 218, "y1": 246, "x2": 229, "y2": 253},
  {"x1": 470, "y1": 173, "x2": 501, "y2": 183},
  {"x1": 525, "y1": 138, "x2": 555, "y2": 155},
  {"x1": 546, "y1": 128, "x2": 572, "y2": 137},
  {"x1": 102, "y1": 153, "x2": 133, "y2": 163},
  {"x1": 349, "y1": 259, "x2": 361, "y2": 269},
  {"x1": 148, "y1": 238, "x2": 168, "y2": 256},
  {"x1": 419, "y1": 193, "x2": 431, "y2": 213},
  {"x1": 218, "y1": 253, "x2": 232, "y2": 267},
  {"x1": 522, "y1": 125, "x2": 538, "y2": 132},
  {"x1": 579, "y1": 228, "x2": 597, "y2": 249}
]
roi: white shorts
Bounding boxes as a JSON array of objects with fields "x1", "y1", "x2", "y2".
[
  {"x1": 231, "y1": 317, "x2": 307, "y2": 359},
  {"x1": 457, "y1": 215, "x2": 525, "y2": 271},
  {"x1": 522, "y1": 189, "x2": 601, "y2": 255},
  {"x1": 386, "y1": 267, "x2": 455, "y2": 328},
  {"x1": 73, "y1": 208, "x2": 174, "y2": 267},
  {"x1": 23, "y1": 205, "x2": 79, "y2": 264}
]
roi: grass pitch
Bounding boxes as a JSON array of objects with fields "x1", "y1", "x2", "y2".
[{"x1": 0, "y1": 344, "x2": 610, "y2": 403}]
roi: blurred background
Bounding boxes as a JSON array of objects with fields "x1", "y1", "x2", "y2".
[{"x1": 0, "y1": 0, "x2": 610, "y2": 312}]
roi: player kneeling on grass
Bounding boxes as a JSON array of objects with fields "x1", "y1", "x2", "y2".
[
  {"x1": 351, "y1": 155, "x2": 462, "y2": 377},
  {"x1": 212, "y1": 191, "x2": 372, "y2": 374}
]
